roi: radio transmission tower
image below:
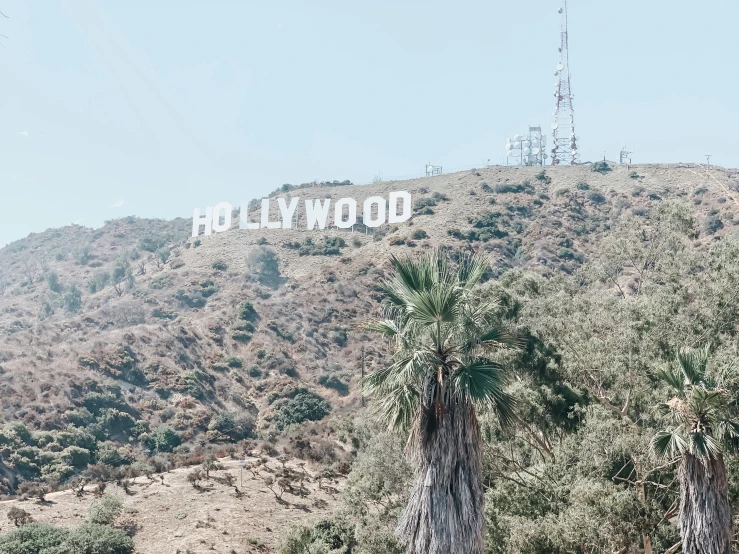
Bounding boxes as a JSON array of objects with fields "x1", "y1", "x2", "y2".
[{"x1": 551, "y1": 0, "x2": 579, "y2": 165}]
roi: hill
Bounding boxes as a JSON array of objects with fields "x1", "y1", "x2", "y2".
[{"x1": 0, "y1": 162, "x2": 738, "y2": 552}]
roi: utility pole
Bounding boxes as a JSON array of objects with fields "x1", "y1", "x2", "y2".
[
  {"x1": 706, "y1": 154, "x2": 712, "y2": 169},
  {"x1": 360, "y1": 346, "x2": 365, "y2": 407}
]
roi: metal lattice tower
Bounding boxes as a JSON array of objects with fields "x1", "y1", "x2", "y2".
[{"x1": 551, "y1": 0, "x2": 579, "y2": 165}]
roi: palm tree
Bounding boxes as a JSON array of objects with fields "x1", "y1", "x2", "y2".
[
  {"x1": 651, "y1": 345, "x2": 739, "y2": 554},
  {"x1": 362, "y1": 250, "x2": 518, "y2": 554}
]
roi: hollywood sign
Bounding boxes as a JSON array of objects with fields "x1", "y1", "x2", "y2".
[{"x1": 192, "y1": 191, "x2": 412, "y2": 237}]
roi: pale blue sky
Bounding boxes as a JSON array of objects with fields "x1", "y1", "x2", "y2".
[{"x1": 1, "y1": 0, "x2": 737, "y2": 246}]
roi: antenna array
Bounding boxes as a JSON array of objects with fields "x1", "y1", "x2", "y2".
[
  {"x1": 506, "y1": 126, "x2": 547, "y2": 166},
  {"x1": 551, "y1": 1, "x2": 579, "y2": 165}
]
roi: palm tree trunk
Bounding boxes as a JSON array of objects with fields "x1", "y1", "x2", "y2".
[
  {"x1": 397, "y1": 390, "x2": 485, "y2": 554},
  {"x1": 679, "y1": 453, "x2": 732, "y2": 554}
]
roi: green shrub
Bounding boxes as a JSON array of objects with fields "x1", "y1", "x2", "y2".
[
  {"x1": 47, "y1": 270, "x2": 62, "y2": 293},
  {"x1": 535, "y1": 170, "x2": 550, "y2": 183},
  {"x1": 455, "y1": 213, "x2": 509, "y2": 242},
  {"x1": 63, "y1": 523, "x2": 134, "y2": 554},
  {"x1": 82, "y1": 393, "x2": 126, "y2": 416},
  {"x1": 148, "y1": 274, "x2": 171, "y2": 290},
  {"x1": 235, "y1": 321, "x2": 255, "y2": 333},
  {"x1": 73, "y1": 245, "x2": 92, "y2": 266},
  {"x1": 81, "y1": 347, "x2": 146, "y2": 386},
  {"x1": 495, "y1": 182, "x2": 534, "y2": 194},
  {"x1": 0, "y1": 522, "x2": 134, "y2": 554},
  {"x1": 317, "y1": 374, "x2": 349, "y2": 396},
  {"x1": 556, "y1": 248, "x2": 585, "y2": 263},
  {"x1": 199, "y1": 280, "x2": 217, "y2": 297},
  {"x1": 96, "y1": 409, "x2": 137, "y2": 437},
  {"x1": 182, "y1": 369, "x2": 213, "y2": 400},
  {"x1": 64, "y1": 408, "x2": 95, "y2": 428},
  {"x1": 278, "y1": 526, "x2": 313, "y2": 554},
  {"x1": 706, "y1": 215, "x2": 724, "y2": 234},
  {"x1": 413, "y1": 197, "x2": 437, "y2": 215},
  {"x1": 207, "y1": 412, "x2": 254, "y2": 441},
  {"x1": 312, "y1": 518, "x2": 357, "y2": 551},
  {"x1": 330, "y1": 327, "x2": 348, "y2": 347},
  {"x1": 248, "y1": 366, "x2": 262, "y2": 378},
  {"x1": 278, "y1": 518, "x2": 356, "y2": 554},
  {"x1": 471, "y1": 212, "x2": 501, "y2": 229},
  {"x1": 267, "y1": 321, "x2": 295, "y2": 342},
  {"x1": 87, "y1": 271, "x2": 111, "y2": 294},
  {"x1": 506, "y1": 205, "x2": 530, "y2": 216},
  {"x1": 226, "y1": 357, "x2": 243, "y2": 368},
  {"x1": 247, "y1": 247, "x2": 281, "y2": 285},
  {"x1": 275, "y1": 391, "x2": 331, "y2": 430},
  {"x1": 239, "y1": 302, "x2": 258, "y2": 322},
  {"x1": 0, "y1": 523, "x2": 69, "y2": 554},
  {"x1": 175, "y1": 288, "x2": 207, "y2": 308},
  {"x1": 63, "y1": 284, "x2": 83, "y2": 314},
  {"x1": 232, "y1": 331, "x2": 252, "y2": 343},
  {"x1": 155, "y1": 247, "x2": 170, "y2": 264},
  {"x1": 60, "y1": 446, "x2": 91, "y2": 468},
  {"x1": 411, "y1": 230, "x2": 428, "y2": 240},
  {"x1": 152, "y1": 308, "x2": 177, "y2": 320},
  {"x1": 138, "y1": 235, "x2": 165, "y2": 253},
  {"x1": 95, "y1": 442, "x2": 133, "y2": 467},
  {"x1": 211, "y1": 261, "x2": 228, "y2": 271},
  {"x1": 87, "y1": 494, "x2": 123, "y2": 525},
  {"x1": 591, "y1": 161, "x2": 612, "y2": 174},
  {"x1": 296, "y1": 237, "x2": 346, "y2": 256},
  {"x1": 146, "y1": 425, "x2": 181, "y2": 453},
  {"x1": 587, "y1": 191, "x2": 606, "y2": 204}
]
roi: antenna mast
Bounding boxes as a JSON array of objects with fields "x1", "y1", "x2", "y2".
[{"x1": 551, "y1": 0, "x2": 579, "y2": 165}]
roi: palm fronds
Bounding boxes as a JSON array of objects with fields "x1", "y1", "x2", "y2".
[
  {"x1": 676, "y1": 344, "x2": 710, "y2": 385},
  {"x1": 362, "y1": 249, "x2": 518, "y2": 431},
  {"x1": 652, "y1": 345, "x2": 739, "y2": 463},
  {"x1": 652, "y1": 429, "x2": 688, "y2": 458},
  {"x1": 654, "y1": 368, "x2": 685, "y2": 395},
  {"x1": 451, "y1": 359, "x2": 515, "y2": 427},
  {"x1": 369, "y1": 383, "x2": 420, "y2": 433}
]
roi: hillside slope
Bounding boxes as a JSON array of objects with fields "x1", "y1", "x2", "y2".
[{"x1": 0, "y1": 162, "x2": 738, "y2": 550}]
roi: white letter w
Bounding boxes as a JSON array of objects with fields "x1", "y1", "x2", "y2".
[{"x1": 304, "y1": 199, "x2": 331, "y2": 230}]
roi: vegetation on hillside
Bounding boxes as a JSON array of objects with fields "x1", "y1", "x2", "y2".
[
  {"x1": 1, "y1": 166, "x2": 739, "y2": 551},
  {"x1": 277, "y1": 195, "x2": 739, "y2": 552}
]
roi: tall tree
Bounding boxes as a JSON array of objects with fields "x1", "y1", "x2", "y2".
[
  {"x1": 363, "y1": 251, "x2": 518, "y2": 554},
  {"x1": 652, "y1": 345, "x2": 739, "y2": 554}
]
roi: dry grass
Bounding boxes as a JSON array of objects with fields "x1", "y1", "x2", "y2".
[{"x1": 0, "y1": 456, "x2": 343, "y2": 553}]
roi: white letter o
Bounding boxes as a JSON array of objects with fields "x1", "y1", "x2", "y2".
[{"x1": 363, "y1": 197, "x2": 387, "y2": 228}]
